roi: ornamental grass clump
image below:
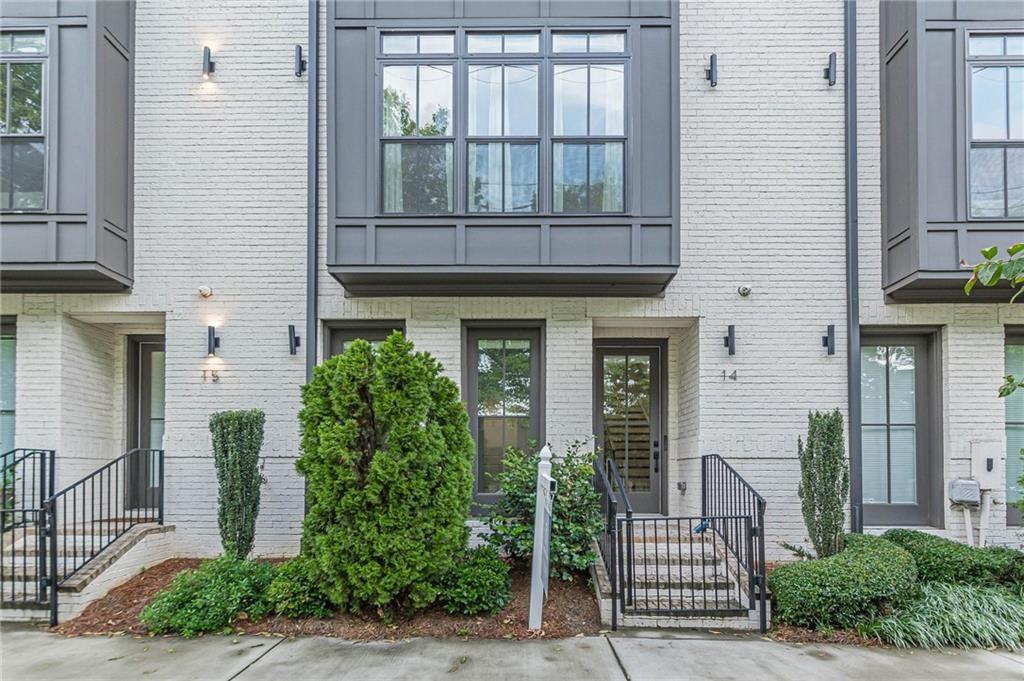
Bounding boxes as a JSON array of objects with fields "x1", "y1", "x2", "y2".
[
  {"x1": 859, "y1": 582, "x2": 1024, "y2": 649},
  {"x1": 209, "y1": 409, "x2": 265, "y2": 559},
  {"x1": 296, "y1": 332, "x2": 474, "y2": 613}
]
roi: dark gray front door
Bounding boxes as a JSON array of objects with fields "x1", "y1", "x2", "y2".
[
  {"x1": 127, "y1": 336, "x2": 165, "y2": 510},
  {"x1": 595, "y1": 342, "x2": 664, "y2": 514}
]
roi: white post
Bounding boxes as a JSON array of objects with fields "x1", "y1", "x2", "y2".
[{"x1": 528, "y1": 445, "x2": 554, "y2": 631}]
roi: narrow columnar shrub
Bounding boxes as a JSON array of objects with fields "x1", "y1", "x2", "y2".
[
  {"x1": 440, "y1": 546, "x2": 512, "y2": 615},
  {"x1": 267, "y1": 556, "x2": 333, "y2": 618},
  {"x1": 486, "y1": 441, "x2": 604, "y2": 580},
  {"x1": 796, "y1": 410, "x2": 849, "y2": 558},
  {"x1": 140, "y1": 556, "x2": 274, "y2": 637},
  {"x1": 883, "y1": 529, "x2": 1024, "y2": 587},
  {"x1": 297, "y1": 332, "x2": 474, "y2": 613},
  {"x1": 859, "y1": 582, "x2": 1024, "y2": 649},
  {"x1": 209, "y1": 409, "x2": 265, "y2": 559},
  {"x1": 769, "y1": 534, "x2": 917, "y2": 630}
]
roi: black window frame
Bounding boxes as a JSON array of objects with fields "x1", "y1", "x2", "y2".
[
  {"x1": 1005, "y1": 329, "x2": 1024, "y2": 526},
  {"x1": 324, "y1": 320, "x2": 406, "y2": 359},
  {"x1": 965, "y1": 30, "x2": 1024, "y2": 221},
  {"x1": 463, "y1": 320, "x2": 544, "y2": 509},
  {"x1": 0, "y1": 27, "x2": 48, "y2": 214},
  {"x1": 0, "y1": 316, "x2": 15, "y2": 454},
  {"x1": 860, "y1": 328, "x2": 943, "y2": 527},
  {"x1": 373, "y1": 26, "x2": 631, "y2": 218}
]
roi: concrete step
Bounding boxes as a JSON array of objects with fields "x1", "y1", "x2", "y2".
[
  {"x1": 628, "y1": 574, "x2": 735, "y2": 591},
  {"x1": 625, "y1": 595, "x2": 748, "y2": 612},
  {"x1": 5, "y1": 535, "x2": 119, "y2": 557}
]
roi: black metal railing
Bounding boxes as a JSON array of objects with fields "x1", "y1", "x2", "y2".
[
  {"x1": 594, "y1": 456, "x2": 633, "y2": 630},
  {"x1": 595, "y1": 453, "x2": 768, "y2": 633},
  {"x1": 0, "y1": 449, "x2": 55, "y2": 604},
  {"x1": 44, "y1": 448, "x2": 164, "y2": 625},
  {"x1": 701, "y1": 453, "x2": 768, "y2": 633}
]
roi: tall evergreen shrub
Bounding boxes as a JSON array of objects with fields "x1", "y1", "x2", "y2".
[
  {"x1": 297, "y1": 332, "x2": 474, "y2": 612},
  {"x1": 797, "y1": 409, "x2": 849, "y2": 558},
  {"x1": 209, "y1": 409, "x2": 265, "y2": 559}
]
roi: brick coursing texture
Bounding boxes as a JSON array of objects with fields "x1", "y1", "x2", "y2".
[{"x1": 0, "y1": 0, "x2": 1020, "y2": 564}]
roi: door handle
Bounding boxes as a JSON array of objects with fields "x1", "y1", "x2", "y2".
[{"x1": 652, "y1": 440, "x2": 660, "y2": 474}]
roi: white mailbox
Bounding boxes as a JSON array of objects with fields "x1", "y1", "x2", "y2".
[{"x1": 971, "y1": 440, "x2": 1004, "y2": 491}]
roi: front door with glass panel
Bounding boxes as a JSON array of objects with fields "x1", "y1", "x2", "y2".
[
  {"x1": 466, "y1": 327, "x2": 542, "y2": 507},
  {"x1": 861, "y1": 336, "x2": 934, "y2": 525},
  {"x1": 128, "y1": 337, "x2": 165, "y2": 510},
  {"x1": 595, "y1": 343, "x2": 663, "y2": 514}
]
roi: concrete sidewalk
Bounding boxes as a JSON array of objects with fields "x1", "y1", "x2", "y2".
[{"x1": 2, "y1": 625, "x2": 1022, "y2": 681}]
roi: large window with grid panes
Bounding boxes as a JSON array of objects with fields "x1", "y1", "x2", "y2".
[{"x1": 377, "y1": 29, "x2": 627, "y2": 216}]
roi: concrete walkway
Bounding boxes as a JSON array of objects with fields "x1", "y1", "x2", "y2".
[{"x1": 2, "y1": 625, "x2": 1023, "y2": 681}]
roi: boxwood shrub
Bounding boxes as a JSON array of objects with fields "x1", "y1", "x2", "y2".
[
  {"x1": 440, "y1": 546, "x2": 512, "y2": 616},
  {"x1": 882, "y1": 529, "x2": 1024, "y2": 587},
  {"x1": 769, "y1": 534, "x2": 917, "y2": 630}
]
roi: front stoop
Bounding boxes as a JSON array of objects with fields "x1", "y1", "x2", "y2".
[
  {"x1": 590, "y1": 542, "x2": 770, "y2": 632},
  {"x1": 1, "y1": 523, "x2": 177, "y2": 623}
]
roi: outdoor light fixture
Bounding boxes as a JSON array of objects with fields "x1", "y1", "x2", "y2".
[
  {"x1": 207, "y1": 326, "x2": 221, "y2": 356},
  {"x1": 705, "y1": 53, "x2": 718, "y2": 87},
  {"x1": 723, "y1": 325, "x2": 736, "y2": 356},
  {"x1": 202, "y1": 46, "x2": 216, "y2": 79},
  {"x1": 822, "y1": 324, "x2": 836, "y2": 356},
  {"x1": 823, "y1": 51, "x2": 837, "y2": 86},
  {"x1": 294, "y1": 45, "x2": 308, "y2": 77},
  {"x1": 288, "y1": 324, "x2": 302, "y2": 355}
]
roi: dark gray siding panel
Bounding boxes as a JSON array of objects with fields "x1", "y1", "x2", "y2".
[
  {"x1": 2, "y1": 1, "x2": 58, "y2": 18},
  {"x1": 923, "y1": 28, "x2": 955, "y2": 223},
  {"x1": 1, "y1": 223, "x2": 50, "y2": 261},
  {"x1": 463, "y1": 0, "x2": 543, "y2": 18},
  {"x1": 336, "y1": 227, "x2": 367, "y2": 264},
  {"x1": 96, "y1": 0, "x2": 130, "y2": 49},
  {"x1": 57, "y1": 25, "x2": 90, "y2": 215},
  {"x1": 334, "y1": 28, "x2": 370, "y2": 218},
  {"x1": 956, "y1": 0, "x2": 1022, "y2": 21},
  {"x1": 550, "y1": 225, "x2": 630, "y2": 265},
  {"x1": 56, "y1": 222, "x2": 88, "y2": 261},
  {"x1": 639, "y1": 225, "x2": 671, "y2": 265},
  {"x1": 376, "y1": 226, "x2": 457, "y2": 264},
  {"x1": 96, "y1": 33, "x2": 130, "y2": 233},
  {"x1": 883, "y1": 39, "x2": 915, "y2": 243},
  {"x1": 637, "y1": 25, "x2": 672, "y2": 217},
  {"x1": 549, "y1": 0, "x2": 630, "y2": 17},
  {"x1": 882, "y1": 0, "x2": 914, "y2": 51},
  {"x1": 465, "y1": 226, "x2": 541, "y2": 265}
]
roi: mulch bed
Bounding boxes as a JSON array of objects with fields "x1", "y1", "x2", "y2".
[
  {"x1": 770, "y1": 624, "x2": 884, "y2": 647},
  {"x1": 54, "y1": 558, "x2": 602, "y2": 640}
]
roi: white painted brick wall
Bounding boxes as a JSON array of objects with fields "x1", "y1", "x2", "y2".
[{"x1": 1, "y1": 0, "x2": 1021, "y2": 567}]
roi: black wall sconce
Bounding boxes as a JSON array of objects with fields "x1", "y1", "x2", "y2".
[
  {"x1": 822, "y1": 324, "x2": 836, "y2": 355},
  {"x1": 202, "y1": 46, "x2": 216, "y2": 80},
  {"x1": 294, "y1": 45, "x2": 308, "y2": 77},
  {"x1": 288, "y1": 324, "x2": 302, "y2": 355},
  {"x1": 823, "y1": 51, "x2": 837, "y2": 86},
  {"x1": 705, "y1": 53, "x2": 718, "y2": 87},
  {"x1": 207, "y1": 326, "x2": 221, "y2": 356},
  {"x1": 723, "y1": 325, "x2": 736, "y2": 355}
]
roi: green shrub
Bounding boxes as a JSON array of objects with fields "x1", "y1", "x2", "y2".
[
  {"x1": 859, "y1": 582, "x2": 1024, "y2": 649},
  {"x1": 210, "y1": 409, "x2": 265, "y2": 559},
  {"x1": 882, "y1": 529, "x2": 1024, "y2": 586},
  {"x1": 140, "y1": 556, "x2": 274, "y2": 637},
  {"x1": 769, "y1": 534, "x2": 917, "y2": 630},
  {"x1": 440, "y1": 546, "x2": 512, "y2": 615},
  {"x1": 267, "y1": 557, "x2": 333, "y2": 618},
  {"x1": 796, "y1": 410, "x2": 849, "y2": 558},
  {"x1": 297, "y1": 333, "x2": 474, "y2": 613},
  {"x1": 486, "y1": 441, "x2": 603, "y2": 580}
]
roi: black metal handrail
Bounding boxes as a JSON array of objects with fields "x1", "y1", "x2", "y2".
[
  {"x1": 44, "y1": 448, "x2": 164, "y2": 625},
  {"x1": 701, "y1": 454, "x2": 767, "y2": 632},
  {"x1": 0, "y1": 448, "x2": 55, "y2": 605},
  {"x1": 593, "y1": 456, "x2": 619, "y2": 629}
]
